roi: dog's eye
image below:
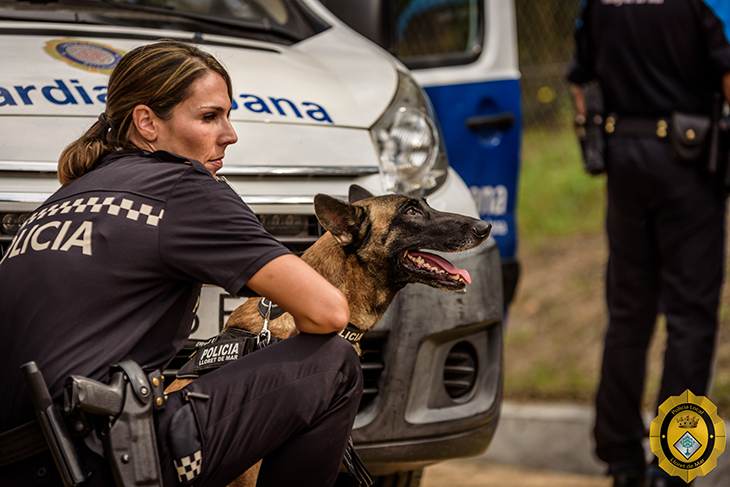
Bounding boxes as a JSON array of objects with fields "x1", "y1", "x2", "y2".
[{"x1": 405, "y1": 207, "x2": 421, "y2": 216}]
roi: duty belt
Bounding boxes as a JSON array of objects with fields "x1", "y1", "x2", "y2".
[
  {"x1": 603, "y1": 115, "x2": 671, "y2": 139},
  {"x1": 0, "y1": 417, "x2": 48, "y2": 468}
]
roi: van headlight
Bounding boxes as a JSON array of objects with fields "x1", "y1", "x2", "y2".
[{"x1": 371, "y1": 71, "x2": 448, "y2": 196}]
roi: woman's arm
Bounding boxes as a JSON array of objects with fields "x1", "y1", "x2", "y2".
[{"x1": 245, "y1": 254, "x2": 350, "y2": 334}]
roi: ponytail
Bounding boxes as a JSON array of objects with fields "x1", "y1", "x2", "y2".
[
  {"x1": 57, "y1": 114, "x2": 116, "y2": 186},
  {"x1": 56, "y1": 40, "x2": 233, "y2": 186}
]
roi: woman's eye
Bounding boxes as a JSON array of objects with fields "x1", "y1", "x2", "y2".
[{"x1": 204, "y1": 113, "x2": 217, "y2": 121}]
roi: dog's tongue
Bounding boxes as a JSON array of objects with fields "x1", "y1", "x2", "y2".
[{"x1": 411, "y1": 251, "x2": 472, "y2": 284}]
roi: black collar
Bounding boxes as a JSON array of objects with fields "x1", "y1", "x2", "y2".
[{"x1": 339, "y1": 323, "x2": 366, "y2": 345}]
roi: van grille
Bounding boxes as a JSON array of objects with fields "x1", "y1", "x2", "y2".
[
  {"x1": 443, "y1": 341, "x2": 478, "y2": 399},
  {"x1": 262, "y1": 214, "x2": 323, "y2": 256},
  {"x1": 357, "y1": 331, "x2": 388, "y2": 412}
]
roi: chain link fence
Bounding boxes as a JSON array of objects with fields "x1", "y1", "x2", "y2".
[{"x1": 516, "y1": 0, "x2": 581, "y2": 131}]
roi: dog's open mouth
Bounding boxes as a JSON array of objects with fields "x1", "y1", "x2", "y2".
[{"x1": 402, "y1": 250, "x2": 472, "y2": 285}]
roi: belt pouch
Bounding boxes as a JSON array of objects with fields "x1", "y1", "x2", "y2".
[{"x1": 670, "y1": 112, "x2": 711, "y2": 164}]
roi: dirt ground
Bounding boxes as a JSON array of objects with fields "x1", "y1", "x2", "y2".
[
  {"x1": 421, "y1": 459, "x2": 611, "y2": 487},
  {"x1": 502, "y1": 227, "x2": 730, "y2": 413}
]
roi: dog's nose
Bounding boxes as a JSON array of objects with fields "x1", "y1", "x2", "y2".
[{"x1": 473, "y1": 220, "x2": 491, "y2": 239}]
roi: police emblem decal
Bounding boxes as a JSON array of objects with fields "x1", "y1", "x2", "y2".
[
  {"x1": 44, "y1": 38, "x2": 125, "y2": 74},
  {"x1": 649, "y1": 390, "x2": 726, "y2": 483}
]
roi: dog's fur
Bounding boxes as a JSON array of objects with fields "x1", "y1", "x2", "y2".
[{"x1": 166, "y1": 185, "x2": 491, "y2": 486}]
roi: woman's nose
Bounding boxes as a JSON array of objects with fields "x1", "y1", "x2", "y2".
[{"x1": 222, "y1": 118, "x2": 238, "y2": 146}]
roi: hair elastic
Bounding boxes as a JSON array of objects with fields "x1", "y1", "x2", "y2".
[{"x1": 97, "y1": 112, "x2": 112, "y2": 131}]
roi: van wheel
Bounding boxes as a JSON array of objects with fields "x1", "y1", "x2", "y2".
[{"x1": 334, "y1": 469, "x2": 423, "y2": 487}]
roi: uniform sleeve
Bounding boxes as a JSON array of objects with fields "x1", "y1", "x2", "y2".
[
  {"x1": 158, "y1": 168, "x2": 291, "y2": 297},
  {"x1": 699, "y1": 0, "x2": 730, "y2": 74},
  {"x1": 567, "y1": 0, "x2": 596, "y2": 85}
]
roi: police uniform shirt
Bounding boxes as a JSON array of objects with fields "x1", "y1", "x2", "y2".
[
  {"x1": 0, "y1": 149, "x2": 290, "y2": 431},
  {"x1": 568, "y1": 0, "x2": 730, "y2": 117}
]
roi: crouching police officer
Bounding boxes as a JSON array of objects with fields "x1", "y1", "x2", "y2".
[
  {"x1": 0, "y1": 41, "x2": 363, "y2": 487},
  {"x1": 568, "y1": 1, "x2": 730, "y2": 486}
]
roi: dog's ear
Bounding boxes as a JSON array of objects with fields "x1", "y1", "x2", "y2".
[
  {"x1": 314, "y1": 194, "x2": 367, "y2": 246},
  {"x1": 348, "y1": 184, "x2": 374, "y2": 203}
]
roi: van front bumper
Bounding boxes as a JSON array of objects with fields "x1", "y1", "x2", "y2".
[{"x1": 351, "y1": 238, "x2": 504, "y2": 475}]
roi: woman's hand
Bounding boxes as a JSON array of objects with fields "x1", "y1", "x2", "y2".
[{"x1": 246, "y1": 254, "x2": 349, "y2": 335}]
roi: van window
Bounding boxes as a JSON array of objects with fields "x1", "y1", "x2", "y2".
[
  {"x1": 0, "y1": 0, "x2": 328, "y2": 44},
  {"x1": 394, "y1": 0, "x2": 484, "y2": 69}
]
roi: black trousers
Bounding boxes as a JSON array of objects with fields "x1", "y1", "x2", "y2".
[
  {"x1": 594, "y1": 136, "x2": 727, "y2": 470},
  {"x1": 1, "y1": 332, "x2": 363, "y2": 487}
]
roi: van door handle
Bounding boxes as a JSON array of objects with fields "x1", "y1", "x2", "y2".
[{"x1": 465, "y1": 112, "x2": 515, "y2": 131}]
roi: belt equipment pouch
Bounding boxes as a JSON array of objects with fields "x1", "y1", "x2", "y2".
[
  {"x1": 63, "y1": 360, "x2": 166, "y2": 487},
  {"x1": 670, "y1": 112, "x2": 712, "y2": 164}
]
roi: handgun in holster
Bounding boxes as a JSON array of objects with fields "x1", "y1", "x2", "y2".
[
  {"x1": 21, "y1": 360, "x2": 166, "y2": 487},
  {"x1": 574, "y1": 80, "x2": 606, "y2": 175},
  {"x1": 64, "y1": 360, "x2": 166, "y2": 487}
]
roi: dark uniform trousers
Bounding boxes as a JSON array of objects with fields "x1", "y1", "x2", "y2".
[
  {"x1": 0, "y1": 332, "x2": 363, "y2": 487},
  {"x1": 594, "y1": 135, "x2": 727, "y2": 469}
]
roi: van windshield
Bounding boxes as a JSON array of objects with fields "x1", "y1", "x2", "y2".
[{"x1": 0, "y1": 0, "x2": 328, "y2": 44}]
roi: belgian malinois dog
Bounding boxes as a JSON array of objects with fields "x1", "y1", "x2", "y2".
[{"x1": 167, "y1": 184, "x2": 491, "y2": 486}]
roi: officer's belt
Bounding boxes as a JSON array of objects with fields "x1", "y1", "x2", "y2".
[
  {"x1": 604, "y1": 115, "x2": 671, "y2": 139},
  {"x1": 0, "y1": 419, "x2": 47, "y2": 468}
]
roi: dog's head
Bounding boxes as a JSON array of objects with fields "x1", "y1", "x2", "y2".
[{"x1": 314, "y1": 185, "x2": 491, "y2": 292}]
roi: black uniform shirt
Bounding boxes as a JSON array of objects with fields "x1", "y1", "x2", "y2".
[
  {"x1": 568, "y1": 0, "x2": 730, "y2": 117},
  {"x1": 0, "y1": 149, "x2": 290, "y2": 431}
]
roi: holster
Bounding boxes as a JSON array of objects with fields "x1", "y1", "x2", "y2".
[
  {"x1": 63, "y1": 361, "x2": 166, "y2": 487},
  {"x1": 104, "y1": 362, "x2": 163, "y2": 487},
  {"x1": 575, "y1": 80, "x2": 606, "y2": 175}
]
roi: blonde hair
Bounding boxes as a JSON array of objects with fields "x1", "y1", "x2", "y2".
[{"x1": 57, "y1": 40, "x2": 233, "y2": 186}]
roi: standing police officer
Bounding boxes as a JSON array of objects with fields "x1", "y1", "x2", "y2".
[{"x1": 569, "y1": 1, "x2": 730, "y2": 486}]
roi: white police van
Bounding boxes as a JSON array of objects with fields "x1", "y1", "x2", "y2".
[{"x1": 0, "y1": 1, "x2": 518, "y2": 484}]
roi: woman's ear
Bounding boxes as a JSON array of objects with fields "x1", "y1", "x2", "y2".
[{"x1": 131, "y1": 105, "x2": 159, "y2": 143}]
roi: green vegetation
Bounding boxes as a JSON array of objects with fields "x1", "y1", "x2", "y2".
[{"x1": 516, "y1": 125, "x2": 606, "y2": 244}]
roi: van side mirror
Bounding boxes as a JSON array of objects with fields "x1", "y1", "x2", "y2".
[{"x1": 320, "y1": 0, "x2": 396, "y2": 53}]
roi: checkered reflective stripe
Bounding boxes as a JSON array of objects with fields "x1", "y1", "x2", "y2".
[
  {"x1": 173, "y1": 450, "x2": 202, "y2": 484},
  {"x1": 24, "y1": 196, "x2": 164, "y2": 227}
]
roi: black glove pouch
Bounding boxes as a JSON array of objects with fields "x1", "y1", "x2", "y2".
[{"x1": 670, "y1": 112, "x2": 711, "y2": 165}]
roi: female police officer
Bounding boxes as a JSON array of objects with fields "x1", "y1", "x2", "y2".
[{"x1": 0, "y1": 40, "x2": 362, "y2": 487}]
